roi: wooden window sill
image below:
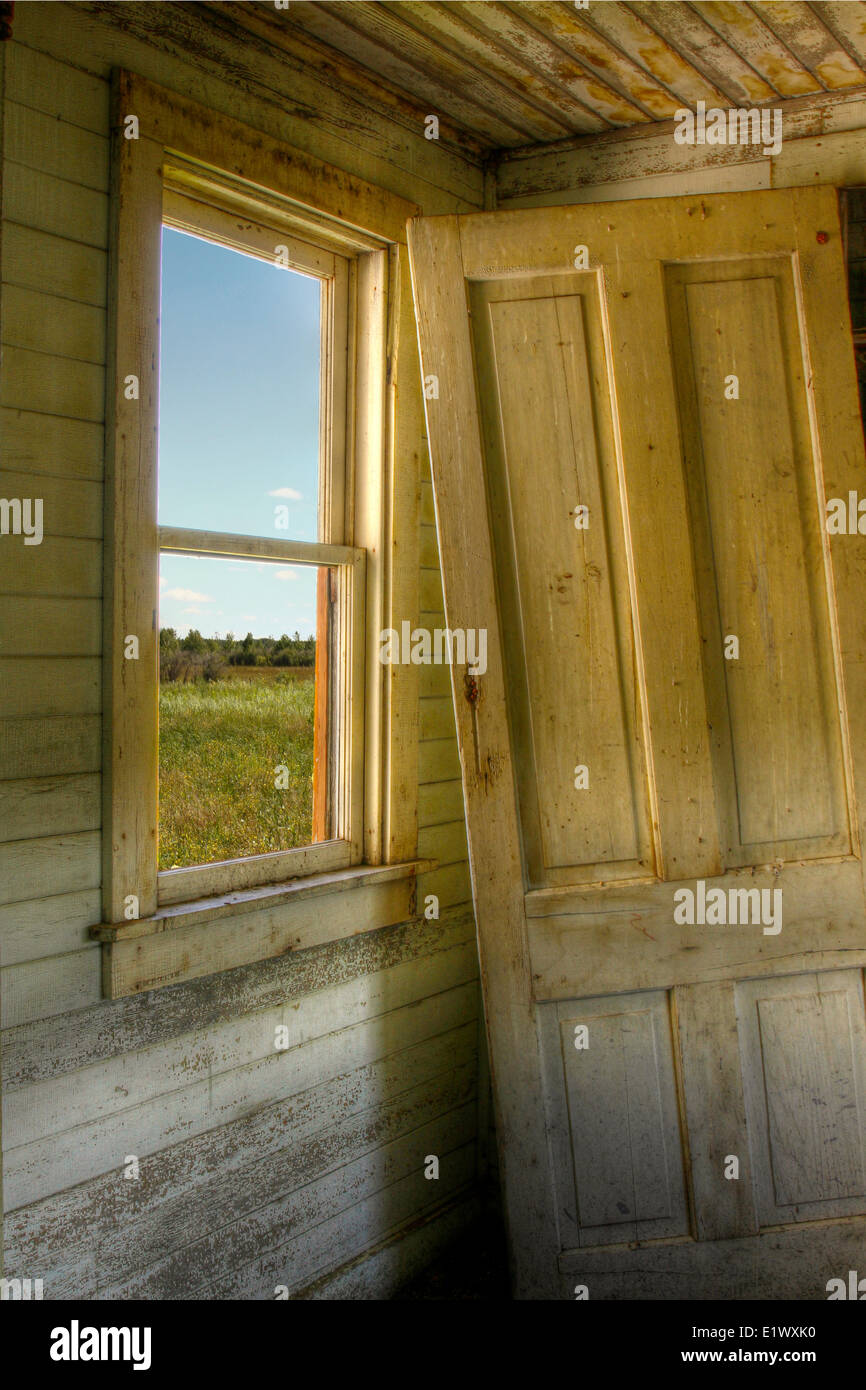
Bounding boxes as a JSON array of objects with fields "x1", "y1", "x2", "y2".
[{"x1": 92, "y1": 859, "x2": 436, "y2": 999}]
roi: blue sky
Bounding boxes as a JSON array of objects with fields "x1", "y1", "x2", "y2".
[{"x1": 158, "y1": 227, "x2": 320, "y2": 639}]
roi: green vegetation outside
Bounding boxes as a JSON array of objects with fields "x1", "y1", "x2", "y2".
[{"x1": 158, "y1": 655, "x2": 316, "y2": 870}]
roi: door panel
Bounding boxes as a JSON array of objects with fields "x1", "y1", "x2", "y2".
[
  {"x1": 409, "y1": 186, "x2": 866, "y2": 1298},
  {"x1": 471, "y1": 276, "x2": 652, "y2": 885},
  {"x1": 667, "y1": 259, "x2": 850, "y2": 864},
  {"x1": 738, "y1": 970, "x2": 866, "y2": 1225},
  {"x1": 540, "y1": 990, "x2": 689, "y2": 1250}
]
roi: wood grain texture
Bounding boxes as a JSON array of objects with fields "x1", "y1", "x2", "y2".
[
  {"x1": 0, "y1": 409, "x2": 103, "y2": 480},
  {"x1": 0, "y1": 831, "x2": 101, "y2": 909},
  {"x1": 13, "y1": 0, "x2": 483, "y2": 205},
  {"x1": 0, "y1": 772, "x2": 100, "y2": 842},
  {"x1": 496, "y1": 92, "x2": 866, "y2": 207},
  {"x1": 1, "y1": 222, "x2": 106, "y2": 305},
  {"x1": 737, "y1": 970, "x2": 866, "y2": 1227},
  {"x1": 100, "y1": 105, "x2": 161, "y2": 924},
  {"x1": 1, "y1": 946, "x2": 101, "y2": 1030},
  {"x1": 101, "y1": 875, "x2": 421, "y2": 999},
  {"x1": 5, "y1": 977, "x2": 478, "y2": 1209},
  {"x1": 558, "y1": 1214, "x2": 866, "y2": 1300},
  {"x1": 2, "y1": 161, "x2": 109, "y2": 248},
  {"x1": 300, "y1": 1191, "x2": 480, "y2": 1300},
  {"x1": 4, "y1": 1019, "x2": 476, "y2": 1276},
  {"x1": 1, "y1": 288, "x2": 106, "y2": 365},
  {"x1": 3, "y1": 907, "x2": 476, "y2": 1089},
  {"x1": 409, "y1": 214, "x2": 560, "y2": 1298},
  {"x1": 194, "y1": 1143, "x2": 476, "y2": 1300},
  {"x1": 0, "y1": 889, "x2": 102, "y2": 968},
  {"x1": 471, "y1": 275, "x2": 651, "y2": 884},
  {"x1": 668, "y1": 260, "x2": 848, "y2": 864},
  {"x1": 0, "y1": 659, "x2": 100, "y2": 715},
  {"x1": 674, "y1": 980, "x2": 758, "y2": 1241},
  {"x1": 0, "y1": 715, "x2": 101, "y2": 779}
]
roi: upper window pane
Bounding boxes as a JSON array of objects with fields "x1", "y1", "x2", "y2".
[{"x1": 158, "y1": 227, "x2": 321, "y2": 540}]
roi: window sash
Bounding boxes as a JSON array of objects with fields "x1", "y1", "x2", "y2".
[{"x1": 156, "y1": 531, "x2": 366, "y2": 904}]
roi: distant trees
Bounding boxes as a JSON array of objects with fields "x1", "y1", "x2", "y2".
[{"x1": 159, "y1": 627, "x2": 315, "y2": 680}]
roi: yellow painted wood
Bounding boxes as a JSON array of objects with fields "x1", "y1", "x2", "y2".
[
  {"x1": 0, "y1": 410, "x2": 103, "y2": 480},
  {"x1": 101, "y1": 116, "x2": 162, "y2": 924},
  {"x1": 410, "y1": 183, "x2": 866, "y2": 1295},
  {"x1": 673, "y1": 981, "x2": 758, "y2": 1240},
  {"x1": 1, "y1": 161, "x2": 109, "y2": 247},
  {"x1": 0, "y1": 287, "x2": 105, "y2": 364},
  {"x1": 667, "y1": 257, "x2": 849, "y2": 865},
  {"x1": 1, "y1": 223, "x2": 106, "y2": 305},
  {"x1": 471, "y1": 275, "x2": 652, "y2": 881},
  {"x1": 409, "y1": 214, "x2": 561, "y2": 1298}
]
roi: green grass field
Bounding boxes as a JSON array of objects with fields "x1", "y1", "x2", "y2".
[{"x1": 158, "y1": 674, "x2": 316, "y2": 869}]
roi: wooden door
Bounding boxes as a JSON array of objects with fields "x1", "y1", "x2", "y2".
[{"x1": 408, "y1": 187, "x2": 866, "y2": 1299}]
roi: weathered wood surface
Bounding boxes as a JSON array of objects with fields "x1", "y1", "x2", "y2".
[
  {"x1": 497, "y1": 90, "x2": 866, "y2": 206},
  {"x1": 300, "y1": 1191, "x2": 481, "y2": 1300},
  {"x1": 1, "y1": 947, "x2": 101, "y2": 1032},
  {"x1": 410, "y1": 214, "x2": 561, "y2": 1298},
  {"x1": 194, "y1": 1142, "x2": 476, "y2": 1301},
  {"x1": 410, "y1": 183, "x2": 866, "y2": 1296},
  {"x1": 0, "y1": 659, "x2": 100, "y2": 715},
  {"x1": 0, "y1": 0, "x2": 478, "y2": 1300},
  {"x1": 738, "y1": 970, "x2": 866, "y2": 1228},
  {"x1": 0, "y1": 889, "x2": 102, "y2": 968},
  {"x1": 100, "y1": 875, "x2": 428, "y2": 998},
  {"x1": 5, "y1": 1038, "x2": 478, "y2": 1297},
  {"x1": 3, "y1": 907, "x2": 476, "y2": 1088},
  {"x1": 0, "y1": 831, "x2": 101, "y2": 909},
  {"x1": 559, "y1": 1216, "x2": 866, "y2": 1301},
  {"x1": 0, "y1": 715, "x2": 101, "y2": 780},
  {"x1": 6, "y1": 967, "x2": 478, "y2": 1212},
  {"x1": 43, "y1": 0, "x2": 482, "y2": 206},
  {"x1": 674, "y1": 980, "x2": 758, "y2": 1242}
]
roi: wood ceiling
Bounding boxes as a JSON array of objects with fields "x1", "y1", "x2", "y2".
[{"x1": 220, "y1": 2, "x2": 866, "y2": 158}]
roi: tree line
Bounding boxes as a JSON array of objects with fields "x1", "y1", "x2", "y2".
[{"x1": 159, "y1": 628, "x2": 316, "y2": 681}]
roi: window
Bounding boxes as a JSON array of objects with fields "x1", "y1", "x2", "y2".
[
  {"x1": 154, "y1": 206, "x2": 364, "y2": 904},
  {"x1": 99, "y1": 72, "x2": 424, "y2": 992}
]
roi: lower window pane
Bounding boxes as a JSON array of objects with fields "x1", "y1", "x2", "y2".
[{"x1": 158, "y1": 553, "x2": 333, "y2": 869}]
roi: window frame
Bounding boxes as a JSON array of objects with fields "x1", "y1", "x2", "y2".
[
  {"x1": 102, "y1": 70, "x2": 423, "y2": 932},
  {"x1": 156, "y1": 199, "x2": 363, "y2": 902}
]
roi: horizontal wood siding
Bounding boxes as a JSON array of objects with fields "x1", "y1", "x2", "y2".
[{"x1": 0, "y1": 2, "x2": 481, "y2": 1298}]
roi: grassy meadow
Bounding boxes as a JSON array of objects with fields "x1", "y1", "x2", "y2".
[{"x1": 158, "y1": 670, "x2": 316, "y2": 870}]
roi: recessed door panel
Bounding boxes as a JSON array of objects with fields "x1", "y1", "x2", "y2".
[{"x1": 667, "y1": 260, "x2": 850, "y2": 865}]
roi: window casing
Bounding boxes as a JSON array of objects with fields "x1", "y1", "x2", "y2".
[
  {"x1": 156, "y1": 197, "x2": 364, "y2": 905},
  {"x1": 101, "y1": 71, "x2": 423, "y2": 951}
]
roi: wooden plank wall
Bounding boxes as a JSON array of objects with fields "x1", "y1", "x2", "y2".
[
  {"x1": 496, "y1": 89, "x2": 866, "y2": 209},
  {"x1": 0, "y1": 0, "x2": 481, "y2": 1299}
]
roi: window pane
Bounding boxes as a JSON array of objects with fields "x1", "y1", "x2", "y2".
[
  {"x1": 158, "y1": 227, "x2": 321, "y2": 540},
  {"x1": 158, "y1": 554, "x2": 333, "y2": 869}
]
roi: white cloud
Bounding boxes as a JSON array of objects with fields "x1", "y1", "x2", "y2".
[
  {"x1": 182, "y1": 606, "x2": 204, "y2": 615},
  {"x1": 274, "y1": 568, "x2": 299, "y2": 582},
  {"x1": 268, "y1": 487, "x2": 303, "y2": 500},
  {"x1": 162, "y1": 587, "x2": 213, "y2": 603}
]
